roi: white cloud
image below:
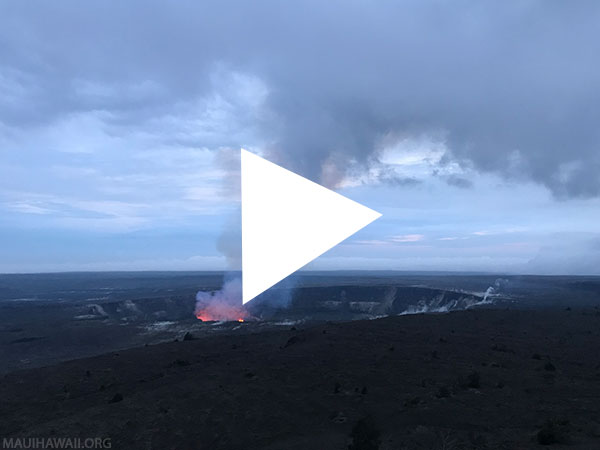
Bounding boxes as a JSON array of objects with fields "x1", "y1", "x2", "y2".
[
  {"x1": 0, "y1": 67, "x2": 268, "y2": 234},
  {"x1": 5, "y1": 201, "x2": 53, "y2": 215},
  {"x1": 390, "y1": 234, "x2": 425, "y2": 243},
  {"x1": 353, "y1": 239, "x2": 389, "y2": 246}
]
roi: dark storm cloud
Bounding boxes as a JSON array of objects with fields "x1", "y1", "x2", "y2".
[{"x1": 2, "y1": 0, "x2": 600, "y2": 196}]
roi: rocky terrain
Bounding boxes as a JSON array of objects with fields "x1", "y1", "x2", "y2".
[
  {"x1": 2, "y1": 308, "x2": 600, "y2": 449},
  {"x1": 0, "y1": 272, "x2": 503, "y2": 374}
]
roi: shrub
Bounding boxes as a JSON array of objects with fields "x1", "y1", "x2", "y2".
[
  {"x1": 108, "y1": 393, "x2": 123, "y2": 403},
  {"x1": 537, "y1": 419, "x2": 570, "y2": 445},
  {"x1": 436, "y1": 386, "x2": 451, "y2": 398},
  {"x1": 349, "y1": 417, "x2": 381, "y2": 450},
  {"x1": 467, "y1": 371, "x2": 481, "y2": 389}
]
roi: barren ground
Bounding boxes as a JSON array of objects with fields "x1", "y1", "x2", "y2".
[{"x1": 1, "y1": 309, "x2": 600, "y2": 449}]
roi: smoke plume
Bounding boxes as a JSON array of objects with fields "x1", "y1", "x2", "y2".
[{"x1": 195, "y1": 276, "x2": 246, "y2": 321}]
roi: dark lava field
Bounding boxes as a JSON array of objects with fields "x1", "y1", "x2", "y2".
[{"x1": 2, "y1": 308, "x2": 600, "y2": 449}]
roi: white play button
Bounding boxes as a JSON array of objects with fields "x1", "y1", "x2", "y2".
[{"x1": 241, "y1": 149, "x2": 381, "y2": 303}]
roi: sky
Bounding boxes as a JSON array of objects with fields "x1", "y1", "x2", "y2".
[{"x1": 1, "y1": 0, "x2": 600, "y2": 274}]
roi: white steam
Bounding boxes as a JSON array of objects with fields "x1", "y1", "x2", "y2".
[{"x1": 399, "y1": 279, "x2": 508, "y2": 315}]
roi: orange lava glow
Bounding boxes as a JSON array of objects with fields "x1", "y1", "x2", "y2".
[{"x1": 194, "y1": 304, "x2": 248, "y2": 322}]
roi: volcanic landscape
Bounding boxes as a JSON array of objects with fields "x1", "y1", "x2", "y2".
[{"x1": 1, "y1": 272, "x2": 600, "y2": 449}]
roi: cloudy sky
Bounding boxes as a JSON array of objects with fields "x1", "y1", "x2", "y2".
[{"x1": 1, "y1": 0, "x2": 600, "y2": 274}]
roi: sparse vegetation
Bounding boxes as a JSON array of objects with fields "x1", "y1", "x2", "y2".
[
  {"x1": 169, "y1": 359, "x2": 190, "y2": 367},
  {"x1": 283, "y1": 335, "x2": 302, "y2": 348},
  {"x1": 108, "y1": 393, "x2": 123, "y2": 403},
  {"x1": 2, "y1": 275, "x2": 599, "y2": 449},
  {"x1": 537, "y1": 418, "x2": 571, "y2": 445},
  {"x1": 467, "y1": 371, "x2": 481, "y2": 388},
  {"x1": 349, "y1": 417, "x2": 380, "y2": 450},
  {"x1": 436, "y1": 385, "x2": 451, "y2": 398},
  {"x1": 405, "y1": 396, "x2": 422, "y2": 407},
  {"x1": 459, "y1": 370, "x2": 481, "y2": 389},
  {"x1": 492, "y1": 343, "x2": 514, "y2": 353}
]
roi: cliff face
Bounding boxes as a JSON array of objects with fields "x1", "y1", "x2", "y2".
[
  {"x1": 250, "y1": 285, "x2": 490, "y2": 320},
  {"x1": 0, "y1": 283, "x2": 495, "y2": 374}
]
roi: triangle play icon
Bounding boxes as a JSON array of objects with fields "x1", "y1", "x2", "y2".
[{"x1": 241, "y1": 149, "x2": 382, "y2": 303}]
